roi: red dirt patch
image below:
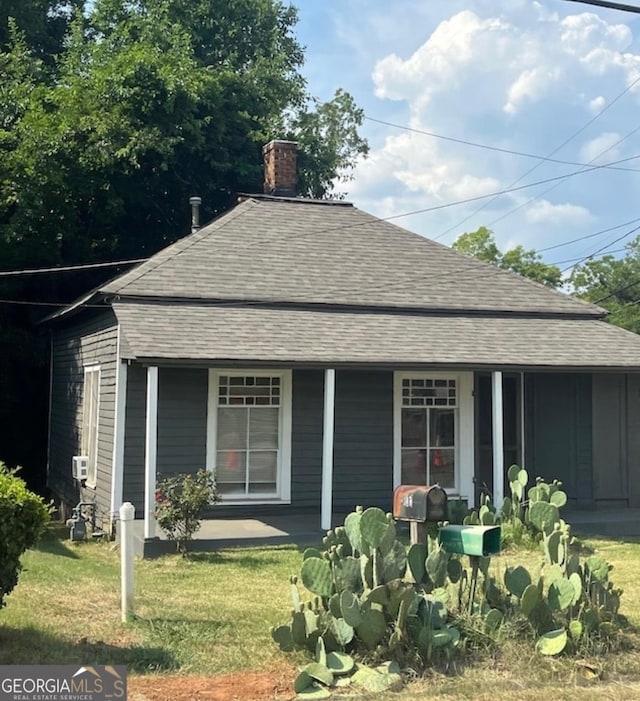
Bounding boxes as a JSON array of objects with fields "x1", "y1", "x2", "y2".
[{"x1": 129, "y1": 666, "x2": 297, "y2": 701}]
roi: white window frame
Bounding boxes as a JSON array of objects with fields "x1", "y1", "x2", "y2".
[
  {"x1": 393, "y1": 371, "x2": 474, "y2": 502},
  {"x1": 206, "y1": 369, "x2": 292, "y2": 504},
  {"x1": 81, "y1": 365, "x2": 101, "y2": 488}
]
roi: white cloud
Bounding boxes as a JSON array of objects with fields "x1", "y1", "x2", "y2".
[
  {"x1": 504, "y1": 66, "x2": 562, "y2": 115},
  {"x1": 588, "y1": 95, "x2": 606, "y2": 113},
  {"x1": 372, "y1": 11, "x2": 510, "y2": 105},
  {"x1": 525, "y1": 200, "x2": 594, "y2": 226},
  {"x1": 579, "y1": 132, "x2": 621, "y2": 163},
  {"x1": 352, "y1": 3, "x2": 640, "y2": 254}
]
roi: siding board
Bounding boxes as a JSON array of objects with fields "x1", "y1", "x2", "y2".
[
  {"x1": 524, "y1": 373, "x2": 592, "y2": 504},
  {"x1": 333, "y1": 370, "x2": 393, "y2": 513},
  {"x1": 48, "y1": 311, "x2": 119, "y2": 525},
  {"x1": 593, "y1": 374, "x2": 628, "y2": 503}
]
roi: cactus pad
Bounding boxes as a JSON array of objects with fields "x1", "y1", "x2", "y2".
[
  {"x1": 344, "y1": 511, "x2": 363, "y2": 554},
  {"x1": 548, "y1": 578, "x2": 575, "y2": 611},
  {"x1": 301, "y1": 557, "x2": 334, "y2": 597},
  {"x1": 550, "y1": 490, "x2": 567, "y2": 508},
  {"x1": 407, "y1": 543, "x2": 427, "y2": 584},
  {"x1": 271, "y1": 624, "x2": 294, "y2": 651},
  {"x1": 360, "y1": 507, "x2": 391, "y2": 548},
  {"x1": 504, "y1": 565, "x2": 532, "y2": 598},
  {"x1": 333, "y1": 555, "x2": 362, "y2": 593},
  {"x1": 529, "y1": 501, "x2": 559, "y2": 534},
  {"x1": 305, "y1": 662, "x2": 334, "y2": 687},
  {"x1": 339, "y1": 590, "x2": 362, "y2": 628},
  {"x1": 356, "y1": 608, "x2": 387, "y2": 649},
  {"x1": 520, "y1": 584, "x2": 540, "y2": 617},
  {"x1": 536, "y1": 628, "x2": 568, "y2": 656},
  {"x1": 326, "y1": 651, "x2": 354, "y2": 675},
  {"x1": 426, "y1": 549, "x2": 449, "y2": 588},
  {"x1": 330, "y1": 617, "x2": 354, "y2": 646},
  {"x1": 381, "y1": 540, "x2": 407, "y2": 582}
]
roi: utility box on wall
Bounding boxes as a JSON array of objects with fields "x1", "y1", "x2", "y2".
[{"x1": 72, "y1": 456, "x2": 89, "y2": 481}]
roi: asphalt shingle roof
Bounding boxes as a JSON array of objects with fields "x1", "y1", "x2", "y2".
[
  {"x1": 101, "y1": 197, "x2": 603, "y2": 317},
  {"x1": 113, "y1": 302, "x2": 640, "y2": 369}
]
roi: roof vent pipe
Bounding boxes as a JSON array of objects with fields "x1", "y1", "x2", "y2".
[{"x1": 190, "y1": 196, "x2": 202, "y2": 233}]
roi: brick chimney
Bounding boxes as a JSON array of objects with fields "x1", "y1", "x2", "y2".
[{"x1": 263, "y1": 139, "x2": 297, "y2": 197}]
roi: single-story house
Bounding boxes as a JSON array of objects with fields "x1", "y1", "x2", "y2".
[{"x1": 47, "y1": 140, "x2": 640, "y2": 547}]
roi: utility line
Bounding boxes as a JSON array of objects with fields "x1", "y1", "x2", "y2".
[
  {"x1": 484, "y1": 123, "x2": 640, "y2": 232},
  {"x1": 562, "y1": 0, "x2": 640, "y2": 13},
  {"x1": 364, "y1": 116, "x2": 640, "y2": 173},
  {"x1": 0, "y1": 258, "x2": 147, "y2": 277},
  {"x1": 428, "y1": 71, "x2": 640, "y2": 241}
]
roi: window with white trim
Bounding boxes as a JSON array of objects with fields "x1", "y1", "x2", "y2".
[
  {"x1": 400, "y1": 377, "x2": 457, "y2": 489},
  {"x1": 214, "y1": 374, "x2": 286, "y2": 498},
  {"x1": 81, "y1": 367, "x2": 100, "y2": 485}
]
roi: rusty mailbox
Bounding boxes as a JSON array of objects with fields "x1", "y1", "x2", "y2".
[{"x1": 393, "y1": 484, "x2": 449, "y2": 524}]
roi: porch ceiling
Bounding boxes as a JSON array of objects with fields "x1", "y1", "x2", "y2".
[{"x1": 114, "y1": 301, "x2": 640, "y2": 370}]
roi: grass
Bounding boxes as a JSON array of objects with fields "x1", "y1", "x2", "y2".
[{"x1": 1, "y1": 526, "x2": 640, "y2": 699}]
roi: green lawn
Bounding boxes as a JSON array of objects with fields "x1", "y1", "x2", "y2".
[{"x1": 1, "y1": 526, "x2": 640, "y2": 700}]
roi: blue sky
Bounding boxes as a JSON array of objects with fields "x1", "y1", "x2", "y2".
[{"x1": 293, "y1": 0, "x2": 640, "y2": 271}]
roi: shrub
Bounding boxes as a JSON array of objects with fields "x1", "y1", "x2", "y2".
[
  {"x1": 155, "y1": 469, "x2": 220, "y2": 555},
  {"x1": 0, "y1": 463, "x2": 52, "y2": 609}
]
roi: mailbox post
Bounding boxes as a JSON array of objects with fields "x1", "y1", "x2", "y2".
[{"x1": 393, "y1": 485, "x2": 448, "y2": 545}]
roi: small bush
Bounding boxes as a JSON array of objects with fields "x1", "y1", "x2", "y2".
[
  {"x1": 0, "y1": 463, "x2": 52, "y2": 609},
  {"x1": 155, "y1": 469, "x2": 220, "y2": 555}
]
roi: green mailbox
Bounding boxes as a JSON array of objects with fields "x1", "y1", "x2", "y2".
[{"x1": 439, "y1": 525, "x2": 501, "y2": 557}]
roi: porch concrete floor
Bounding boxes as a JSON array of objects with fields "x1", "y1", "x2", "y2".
[
  {"x1": 132, "y1": 508, "x2": 640, "y2": 557},
  {"x1": 133, "y1": 513, "x2": 326, "y2": 557}
]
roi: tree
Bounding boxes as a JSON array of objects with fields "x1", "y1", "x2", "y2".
[
  {"x1": 0, "y1": 0, "x2": 368, "y2": 487},
  {"x1": 0, "y1": 1, "x2": 82, "y2": 66},
  {"x1": 570, "y1": 240, "x2": 640, "y2": 334},
  {"x1": 452, "y1": 226, "x2": 563, "y2": 288}
]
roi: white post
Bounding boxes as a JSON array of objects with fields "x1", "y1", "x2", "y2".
[
  {"x1": 492, "y1": 370, "x2": 504, "y2": 508},
  {"x1": 321, "y1": 369, "x2": 336, "y2": 531},
  {"x1": 120, "y1": 501, "x2": 135, "y2": 622},
  {"x1": 144, "y1": 366, "x2": 158, "y2": 539}
]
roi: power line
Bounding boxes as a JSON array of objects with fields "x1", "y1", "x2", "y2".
[
  {"x1": 594, "y1": 277, "x2": 640, "y2": 303},
  {"x1": 0, "y1": 258, "x2": 147, "y2": 277},
  {"x1": 364, "y1": 116, "x2": 640, "y2": 173},
  {"x1": 484, "y1": 124, "x2": 640, "y2": 232},
  {"x1": 431, "y1": 71, "x2": 640, "y2": 241},
  {"x1": 537, "y1": 215, "x2": 640, "y2": 253},
  {"x1": 562, "y1": 0, "x2": 640, "y2": 13}
]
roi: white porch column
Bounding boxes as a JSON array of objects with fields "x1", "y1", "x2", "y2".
[
  {"x1": 492, "y1": 370, "x2": 504, "y2": 508},
  {"x1": 321, "y1": 369, "x2": 336, "y2": 531},
  {"x1": 144, "y1": 366, "x2": 159, "y2": 539}
]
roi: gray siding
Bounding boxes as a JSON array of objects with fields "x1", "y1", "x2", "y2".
[
  {"x1": 290, "y1": 369, "x2": 324, "y2": 511},
  {"x1": 524, "y1": 373, "x2": 592, "y2": 505},
  {"x1": 122, "y1": 363, "x2": 147, "y2": 515},
  {"x1": 157, "y1": 368, "x2": 208, "y2": 477},
  {"x1": 627, "y1": 375, "x2": 640, "y2": 508},
  {"x1": 333, "y1": 370, "x2": 394, "y2": 513},
  {"x1": 592, "y1": 373, "x2": 640, "y2": 507},
  {"x1": 48, "y1": 311, "x2": 119, "y2": 526}
]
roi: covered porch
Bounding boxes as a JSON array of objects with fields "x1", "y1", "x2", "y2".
[{"x1": 134, "y1": 506, "x2": 640, "y2": 558}]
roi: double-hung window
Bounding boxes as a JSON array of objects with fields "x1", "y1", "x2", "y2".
[
  {"x1": 81, "y1": 366, "x2": 100, "y2": 486},
  {"x1": 209, "y1": 371, "x2": 291, "y2": 501},
  {"x1": 398, "y1": 376, "x2": 458, "y2": 489}
]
